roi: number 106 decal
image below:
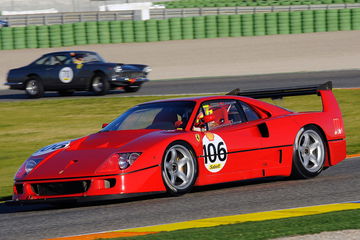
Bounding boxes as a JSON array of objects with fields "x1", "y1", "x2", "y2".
[{"x1": 203, "y1": 133, "x2": 228, "y2": 173}]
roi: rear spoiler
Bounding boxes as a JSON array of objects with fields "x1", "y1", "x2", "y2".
[{"x1": 226, "y1": 81, "x2": 332, "y2": 99}]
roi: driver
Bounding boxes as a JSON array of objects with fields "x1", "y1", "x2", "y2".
[
  {"x1": 193, "y1": 104, "x2": 230, "y2": 131},
  {"x1": 72, "y1": 53, "x2": 85, "y2": 69}
]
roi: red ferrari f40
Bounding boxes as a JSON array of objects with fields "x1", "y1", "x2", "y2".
[{"x1": 12, "y1": 81, "x2": 346, "y2": 203}]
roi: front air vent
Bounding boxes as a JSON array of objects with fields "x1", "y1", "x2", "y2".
[
  {"x1": 31, "y1": 180, "x2": 90, "y2": 196},
  {"x1": 15, "y1": 184, "x2": 24, "y2": 194}
]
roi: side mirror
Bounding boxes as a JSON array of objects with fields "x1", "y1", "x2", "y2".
[{"x1": 102, "y1": 123, "x2": 109, "y2": 128}]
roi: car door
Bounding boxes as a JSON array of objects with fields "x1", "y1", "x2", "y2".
[
  {"x1": 44, "y1": 54, "x2": 82, "y2": 89},
  {"x1": 239, "y1": 101, "x2": 297, "y2": 176},
  {"x1": 256, "y1": 111, "x2": 300, "y2": 175},
  {"x1": 193, "y1": 99, "x2": 267, "y2": 185}
]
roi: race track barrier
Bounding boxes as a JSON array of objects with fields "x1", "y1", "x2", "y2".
[
  {"x1": 0, "y1": 8, "x2": 360, "y2": 50},
  {"x1": 159, "y1": 0, "x2": 360, "y2": 8}
]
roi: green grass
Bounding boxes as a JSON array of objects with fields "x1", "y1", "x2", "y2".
[
  {"x1": 105, "y1": 209, "x2": 360, "y2": 240},
  {"x1": 0, "y1": 89, "x2": 359, "y2": 198}
]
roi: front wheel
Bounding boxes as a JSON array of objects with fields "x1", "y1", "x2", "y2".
[
  {"x1": 25, "y1": 78, "x2": 44, "y2": 98},
  {"x1": 291, "y1": 126, "x2": 326, "y2": 179},
  {"x1": 91, "y1": 74, "x2": 109, "y2": 95},
  {"x1": 162, "y1": 142, "x2": 198, "y2": 195}
]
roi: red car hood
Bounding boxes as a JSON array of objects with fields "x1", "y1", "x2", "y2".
[{"x1": 25, "y1": 129, "x2": 158, "y2": 180}]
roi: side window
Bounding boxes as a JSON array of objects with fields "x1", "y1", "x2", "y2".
[
  {"x1": 35, "y1": 56, "x2": 50, "y2": 65},
  {"x1": 240, "y1": 102, "x2": 260, "y2": 121},
  {"x1": 193, "y1": 100, "x2": 246, "y2": 131},
  {"x1": 52, "y1": 55, "x2": 68, "y2": 65}
]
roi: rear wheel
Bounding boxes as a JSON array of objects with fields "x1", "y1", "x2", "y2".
[
  {"x1": 162, "y1": 142, "x2": 197, "y2": 195},
  {"x1": 124, "y1": 85, "x2": 141, "y2": 93},
  {"x1": 291, "y1": 126, "x2": 326, "y2": 179},
  {"x1": 25, "y1": 77, "x2": 44, "y2": 98},
  {"x1": 91, "y1": 74, "x2": 109, "y2": 95}
]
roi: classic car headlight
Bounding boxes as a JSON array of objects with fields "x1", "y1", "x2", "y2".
[
  {"x1": 114, "y1": 66, "x2": 122, "y2": 73},
  {"x1": 118, "y1": 152, "x2": 141, "y2": 170},
  {"x1": 25, "y1": 158, "x2": 43, "y2": 174},
  {"x1": 143, "y1": 67, "x2": 152, "y2": 73},
  {"x1": 32, "y1": 140, "x2": 71, "y2": 157}
]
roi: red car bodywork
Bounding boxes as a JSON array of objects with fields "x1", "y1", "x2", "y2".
[{"x1": 12, "y1": 82, "x2": 346, "y2": 203}]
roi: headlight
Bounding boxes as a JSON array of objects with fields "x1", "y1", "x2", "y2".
[
  {"x1": 143, "y1": 66, "x2": 152, "y2": 73},
  {"x1": 114, "y1": 66, "x2": 122, "y2": 73},
  {"x1": 118, "y1": 152, "x2": 141, "y2": 170},
  {"x1": 25, "y1": 158, "x2": 43, "y2": 174},
  {"x1": 32, "y1": 140, "x2": 71, "y2": 156}
]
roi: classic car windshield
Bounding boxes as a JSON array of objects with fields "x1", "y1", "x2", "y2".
[
  {"x1": 102, "y1": 101, "x2": 195, "y2": 131},
  {"x1": 74, "y1": 52, "x2": 104, "y2": 63},
  {"x1": 32, "y1": 52, "x2": 104, "y2": 66}
]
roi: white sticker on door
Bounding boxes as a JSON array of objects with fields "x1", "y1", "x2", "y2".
[
  {"x1": 203, "y1": 132, "x2": 228, "y2": 173},
  {"x1": 59, "y1": 67, "x2": 74, "y2": 83}
]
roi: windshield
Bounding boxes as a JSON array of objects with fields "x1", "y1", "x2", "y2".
[
  {"x1": 102, "y1": 101, "x2": 196, "y2": 131},
  {"x1": 73, "y1": 52, "x2": 104, "y2": 63}
]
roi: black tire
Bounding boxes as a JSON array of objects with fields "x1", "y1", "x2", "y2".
[
  {"x1": 291, "y1": 126, "x2": 327, "y2": 179},
  {"x1": 124, "y1": 85, "x2": 141, "y2": 93},
  {"x1": 91, "y1": 73, "x2": 109, "y2": 95},
  {"x1": 162, "y1": 141, "x2": 198, "y2": 196},
  {"x1": 58, "y1": 90, "x2": 74, "y2": 96},
  {"x1": 25, "y1": 77, "x2": 44, "y2": 98}
]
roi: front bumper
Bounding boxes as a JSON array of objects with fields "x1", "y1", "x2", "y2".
[
  {"x1": 4, "y1": 82, "x2": 24, "y2": 90},
  {"x1": 12, "y1": 164, "x2": 164, "y2": 203},
  {"x1": 110, "y1": 76, "x2": 149, "y2": 87},
  {"x1": 7, "y1": 191, "x2": 165, "y2": 205}
]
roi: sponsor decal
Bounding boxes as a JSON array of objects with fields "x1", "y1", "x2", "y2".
[
  {"x1": 59, "y1": 67, "x2": 74, "y2": 83},
  {"x1": 203, "y1": 133, "x2": 228, "y2": 173},
  {"x1": 32, "y1": 141, "x2": 71, "y2": 156}
]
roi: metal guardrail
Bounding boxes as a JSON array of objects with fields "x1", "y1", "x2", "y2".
[
  {"x1": 0, "y1": 11, "x2": 135, "y2": 26},
  {"x1": 1, "y1": 3, "x2": 360, "y2": 26},
  {"x1": 150, "y1": 3, "x2": 360, "y2": 19}
]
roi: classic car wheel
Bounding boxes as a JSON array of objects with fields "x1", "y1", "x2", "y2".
[
  {"x1": 292, "y1": 126, "x2": 326, "y2": 178},
  {"x1": 58, "y1": 90, "x2": 74, "y2": 96},
  {"x1": 162, "y1": 142, "x2": 198, "y2": 195},
  {"x1": 25, "y1": 78, "x2": 44, "y2": 98},
  {"x1": 124, "y1": 85, "x2": 141, "y2": 93},
  {"x1": 91, "y1": 74, "x2": 109, "y2": 95}
]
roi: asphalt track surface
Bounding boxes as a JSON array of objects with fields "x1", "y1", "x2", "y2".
[
  {"x1": 0, "y1": 157, "x2": 359, "y2": 240},
  {"x1": 0, "y1": 70, "x2": 360, "y2": 101},
  {"x1": 0, "y1": 71, "x2": 359, "y2": 240}
]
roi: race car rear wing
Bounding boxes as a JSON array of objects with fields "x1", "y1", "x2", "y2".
[{"x1": 226, "y1": 81, "x2": 332, "y2": 99}]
